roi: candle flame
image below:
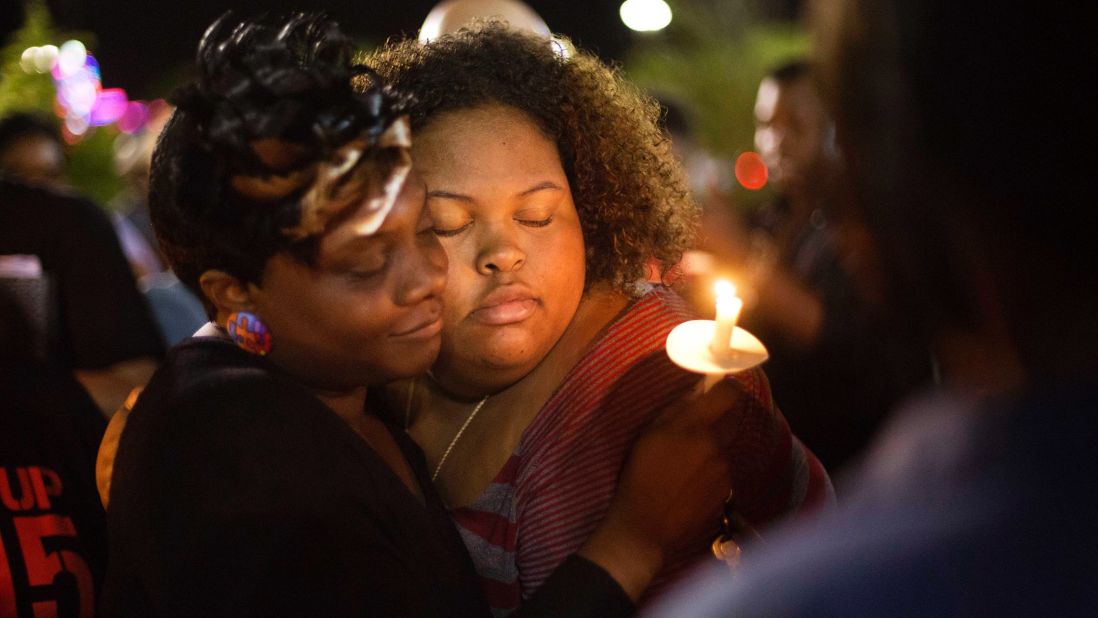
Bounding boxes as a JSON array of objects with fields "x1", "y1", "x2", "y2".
[{"x1": 715, "y1": 279, "x2": 736, "y2": 299}]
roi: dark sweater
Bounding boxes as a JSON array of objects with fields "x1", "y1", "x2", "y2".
[{"x1": 103, "y1": 338, "x2": 488, "y2": 616}]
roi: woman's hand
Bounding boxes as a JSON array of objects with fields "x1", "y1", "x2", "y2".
[{"x1": 578, "y1": 379, "x2": 745, "y2": 600}]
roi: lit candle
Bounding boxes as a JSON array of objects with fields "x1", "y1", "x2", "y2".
[{"x1": 710, "y1": 279, "x2": 743, "y2": 358}]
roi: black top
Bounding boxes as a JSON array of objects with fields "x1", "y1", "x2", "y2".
[
  {"x1": 0, "y1": 179, "x2": 163, "y2": 369},
  {"x1": 0, "y1": 360, "x2": 108, "y2": 617},
  {"x1": 103, "y1": 338, "x2": 634, "y2": 617},
  {"x1": 103, "y1": 338, "x2": 487, "y2": 616}
]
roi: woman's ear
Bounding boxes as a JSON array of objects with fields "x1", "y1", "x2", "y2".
[{"x1": 198, "y1": 270, "x2": 256, "y2": 324}]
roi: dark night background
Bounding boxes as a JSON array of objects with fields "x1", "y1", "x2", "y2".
[{"x1": 1, "y1": 0, "x2": 800, "y2": 98}]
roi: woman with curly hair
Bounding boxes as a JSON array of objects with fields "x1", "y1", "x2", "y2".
[
  {"x1": 366, "y1": 23, "x2": 833, "y2": 613},
  {"x1": 101, "y1": 13, "x2": 746, "y2": 616}
]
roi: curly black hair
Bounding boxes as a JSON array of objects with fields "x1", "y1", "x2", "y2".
[
  {"x1": 150, "y1": 12, "x2": 407, "y2": 312},
  {"x1": 362, "y1": 22, "x2": 697, "y2": 291}
]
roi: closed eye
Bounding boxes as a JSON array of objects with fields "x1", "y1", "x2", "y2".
[
  {"x1": 517, "y1": 216, "x2": 553, "y2": 228},
  {"x1": 432, "y1": 220, "x2": 473, "y2": 237},
  {"x1": 345, "y1": 261, "x2": 387, "y2": 283}
]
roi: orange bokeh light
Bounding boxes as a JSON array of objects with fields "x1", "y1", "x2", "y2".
[{"x1": 735, "y1": 151, "x2": 768, "y2": 190}]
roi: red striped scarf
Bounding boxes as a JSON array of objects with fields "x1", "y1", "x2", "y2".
[{"x1": 450, "y1": 287, "x2": 832, "y2": 615}]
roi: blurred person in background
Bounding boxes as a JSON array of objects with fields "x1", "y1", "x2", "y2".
[
  {"x1": 0, "y1": 112, "x2": 66, "y2": 189},
  {"x1": 0, "y1": 116, "x2": 148, "y2": 609},
  {"x1": 0, "y1": 114, "x2": 163, "y2": 417},
  {"x1": 0, "y1": 111, "x2": 159, "y2": 283},
  {"x1": 649, "y1": 0, "x2": 1097, "y2": 614},
  {"x1": 0, "y1": 286, "x2": 110, "y2": 616},
  {"x1": 740, "y1": 60, "x2": 929, "y2": 474},
  {"x1": 682, "y1": 61, "x2": 929, "y2": 475}
]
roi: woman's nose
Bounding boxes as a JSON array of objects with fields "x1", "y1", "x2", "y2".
[
  {"x1": 476, "y1": 228, "x2": 526, "y2": 274},
  {"x1": 399, "y1": 237, "x2": 448, "y2": 305}
]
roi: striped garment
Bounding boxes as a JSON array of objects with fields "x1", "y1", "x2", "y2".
[{"x1": 450, "y1": 287, "x2": 832, "y2": 615}]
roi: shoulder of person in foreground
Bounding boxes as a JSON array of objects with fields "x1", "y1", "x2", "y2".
[{"x1": 644, "y1": 386, "x2": 1098, "y2": 616}]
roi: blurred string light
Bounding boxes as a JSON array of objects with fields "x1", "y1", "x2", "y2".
[
  {"x1": 735, "y1": 151, "x2": 768, "y2": 190},
  {"x1": 56, "y1": 39, "x2": 86, "y2": 76},
  {"x1": 20, "y1": 44, "x2": 57, "y2": 73},
  {"x1": 620, "y1": 0, "x2": 673, "y2": 32},
  {"x1": 20, "y1": 39, "x2": 153, "y2": 143}
]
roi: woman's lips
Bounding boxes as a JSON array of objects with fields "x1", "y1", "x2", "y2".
[
  {"x1": 472, "y1": 298, "x2": 537, "y2": 325},
  {"x1": 392, "y1": 316, "x2": 443, "y2": 339},
  {"x1": 472, "y1": 286, "x2": 538, "y2": 325},
  {"x1": 392, "y1": 301, "x2": 443, "y2": 339}
]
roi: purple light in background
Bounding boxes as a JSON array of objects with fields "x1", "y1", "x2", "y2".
[
  {"x1": 117, "y1": 101, "x2": 149, "y2": 134},
  {"x1": 84, "y1": 54, "x2": 101, "y2": 80},
  {"x1": 59, "y1": 71, "x2": 99, "y2": 116},
  {"x1": 91, "y1": 88, "x2": 129, "y2": 126},
  {"x1": 37, "y1": 39, "x2": 150, "y2": 141}
]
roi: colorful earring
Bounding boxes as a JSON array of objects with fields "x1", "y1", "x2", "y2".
[{"x1": 225, "y1": 311, "x2": 272, "y2": 356}]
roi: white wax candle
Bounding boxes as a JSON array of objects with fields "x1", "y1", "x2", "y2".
[{"x1": 710, "y1": 279, "x2": 742, "y2": 357}]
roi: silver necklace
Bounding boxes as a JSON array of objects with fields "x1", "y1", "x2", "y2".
[{"x1": 406, "y1": 379, "x2": 490, "y2": 482}]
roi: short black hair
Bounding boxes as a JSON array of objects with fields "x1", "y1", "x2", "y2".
[
  {"x1": 0, "y1": 113, "x2": 60, "y2": 156},
  {"x1": 150, "y1": 13, "x2": 407, "y2": 310}
]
